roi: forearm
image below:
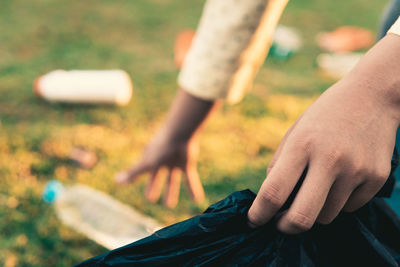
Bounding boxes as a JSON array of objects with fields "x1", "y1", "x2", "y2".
[
  {"x1": 179, "y1": 0, "x2": 288, "y2": 104},
  {"x1": 158, "y1": 89, "x2": 219, "y2": 144},
  {"x1": 339, "y1": 33, "x2": 400, "y2": 123},
  {"x1": 248, "y1": 24, "x2": 400, "y2": 232}
]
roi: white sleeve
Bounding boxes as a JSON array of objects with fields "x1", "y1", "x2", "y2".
[
  {"x1": 178, "y1": 0, "x2": 288, "y2": 104},
  {"x1": 388, "y1": 16, "x2": 400, "y2": 36}
]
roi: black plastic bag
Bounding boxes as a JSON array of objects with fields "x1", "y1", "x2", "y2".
[{"x1": 77, "y1": 188, "x2": 400, "y2": 267}]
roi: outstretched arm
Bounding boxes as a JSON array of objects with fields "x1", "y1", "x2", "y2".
[
  {"x1": 117, "y1": 89, "x2": 218, "y2": 207},
  {"x1": 117, "y1": 0, "x2": 288, "y2": 207}
]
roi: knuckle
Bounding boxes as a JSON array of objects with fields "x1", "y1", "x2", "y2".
[
  {"x1": 259, "y1": 184, "x2": 284, "y2": 210},
  {"x1": 348, "y1": 158, "x2": 364, "y2": 176},
  {"x1": 288, "y1": 136, "x2": 313, "y2": 155},
  {"x1": 321, "y1": 148, "x2": 344, "y2": 170},
  {"x1": 266, "y1": 165, "x2": 274, "y2": 176},
  {"x1": 374, "y1": 165, "x2": 391, "y2": 181},
  {"x1": 285, "y1": 211, "x2": 314, "y2": 231},
  {"x1": 247, "y1": 211, "x2": 266, "y2": 227},
  {"x1": 343, "y1": 204, "x2": 359, "y2": 213}
]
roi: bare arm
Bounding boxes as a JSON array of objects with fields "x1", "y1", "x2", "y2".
[
  {"x1": 159, "y1": 89, "x2": 218, "y2": 143},
  {"x1": 117, "y1": 89, "x2": 219, "y2": 207},
  {"x1": 117, "y1": 0, "x2": 288, "y2": 207}
]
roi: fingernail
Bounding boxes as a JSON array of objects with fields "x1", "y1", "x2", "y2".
[
  {"x1": 275, "y1": 212, "x2": 303, "y2": 235},
  {"x1": 275, "y1": 211, "x2": 291, "y2": 233},
  {"x1": 247, "y1": 220, "x2": 258, "y2": 228},
  {"x1": 164, "y1": 199, "x2": 178, "y2": 209},
  {"x1": 146, "y1": 193, "x2": 158, "y2": 203},
  {"x1": 246, "y1": 210, "x2": 260, "y2": 228}
]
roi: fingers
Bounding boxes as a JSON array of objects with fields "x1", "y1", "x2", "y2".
[
  {"x1": 115, "y1": 161, "x2": 152, "y2": 184},
  {"x1": 266, "y1": 118, "x2": 302, "y2": 176},
  {"x1": 266, "y1": 129, "x2": 291, "y2": 176},
  {"x1": 343, "y1": 177, "x2": 387, "y2": 212},
  {"x1": 185, "y1": 161, "x2": 205, "y2": 203},
  {"x1": 316, "y1": 178, "x2": 353, "y2": 224},
  {"x1": 317, "y1": 167, "x2": 389, "y2": 223},
  {"x1": 163, "y1": 168, "x2": 182, "y2": 208},
  {"x1": 145, "y1": 168, "x2": 167, "y2": 203},
  {"x1": 247, "y1": 143, "x2": 309, "y2": 228},
  {"x1": 116, "y1": 160, "x2": 204, "y2": 207},
  {"x1": 276, "y1": 160, "x2": 335, "y2": 234}
]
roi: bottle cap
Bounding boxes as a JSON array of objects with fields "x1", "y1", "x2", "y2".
[
  {"x1": 33, "y1": 76, "x2": 43, "y2": 97},
  {"x1": 42, "y1": 180, "x2": 64, "y2": 204}
]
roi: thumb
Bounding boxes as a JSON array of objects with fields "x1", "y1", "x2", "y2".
[{"x1": 115, "y1": 161, "x2": 152, "y2": 184}]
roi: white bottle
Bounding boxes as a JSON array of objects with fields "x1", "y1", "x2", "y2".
[
  {"x1": 43, "y1": 180, "x2": 162, "y2": 250},
  {"x1": 34, "y1": 70, "x2": 133, "y2": 106}
]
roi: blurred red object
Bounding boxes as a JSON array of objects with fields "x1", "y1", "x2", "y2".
[
  {"x1": 174, "y1": 30, "x2": 195, "y2": 69},
  {"x1": 317, "y1": 26, "x2": 374, "y2": 52}
]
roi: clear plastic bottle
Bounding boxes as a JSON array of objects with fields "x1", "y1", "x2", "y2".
[
  {"x1": 34, "y1": 70, "x2": 133, "y2": 106},
  {"x1": 270, "y1": 25, "x2": 302, "y2": 59},
  {"x1": 43, "y1": 180, "x2": 162, "y2": 250}
]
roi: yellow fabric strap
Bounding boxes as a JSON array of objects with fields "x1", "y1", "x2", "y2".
[{"x1": 388, "y1": 17, "x2": 400, "y2": 36}]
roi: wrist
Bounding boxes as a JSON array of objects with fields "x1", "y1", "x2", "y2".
[
  {"x1": 158, "y1": 124, "x2": 193, "y2": 145},
  {"x1": 158, "y1": 89, "x2": 217, "y2": 145},
  {"x1": 343, "y1": 34, "x2": 400, "y2": 124}
]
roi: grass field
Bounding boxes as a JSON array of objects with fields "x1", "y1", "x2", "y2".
[{"x1": 0, "y1": 0, "x2": 386, "y2": 266}]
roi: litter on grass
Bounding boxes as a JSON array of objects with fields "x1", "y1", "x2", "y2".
[{"x1": 34, "y1": 70, "x2": 133, "y2": 106}]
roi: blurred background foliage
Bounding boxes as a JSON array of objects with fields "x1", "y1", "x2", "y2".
[{"x1": 0, "y1": 0, "x2": 386, "y2": 265}]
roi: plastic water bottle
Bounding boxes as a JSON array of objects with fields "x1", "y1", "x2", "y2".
[
  {"x1": 316, "y1": 52, "x2": 363, "y2": 79},
  {"x1": 270, "y1": 25, "x2": 302, "y2": 59},
  {"x1": 34, "y1": 70, "x2": 133, "y2": 106},
  {"x1": 43, "y1": 180, "x2": 162, "y2": 250}
]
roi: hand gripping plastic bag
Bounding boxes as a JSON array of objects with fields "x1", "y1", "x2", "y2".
[{"x1": 77, "y1": 184, "x2": 400, "y2": 267}]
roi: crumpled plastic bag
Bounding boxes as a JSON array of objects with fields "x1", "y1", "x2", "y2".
[{"x1": 77, "y1": 187, "x2": 400, "y2": 267}]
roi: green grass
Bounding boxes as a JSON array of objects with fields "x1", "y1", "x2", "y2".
[{"x1": 0, "y1": 0, "x2": 386, "y2": 265}]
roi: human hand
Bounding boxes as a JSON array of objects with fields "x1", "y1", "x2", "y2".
[
  {"x1": 248, "y1": 35, "x2": 400, "y2": 233},
  {"x1": 116, "y1": 89, "x2": 215, "y2": 208},
  {"x1": 116, "y1": 131, "x2": 205, "y2": 208},
  {"x1": 248, "y1": 81, "x2": 398, "y2": 233}
]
